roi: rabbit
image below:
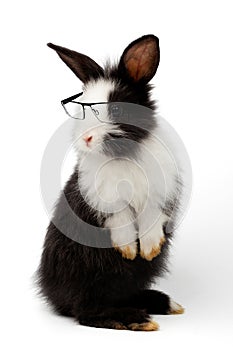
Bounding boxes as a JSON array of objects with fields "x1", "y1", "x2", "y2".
[{"x1": 37, "y1": 34, "x2": 185, "y2": 331}]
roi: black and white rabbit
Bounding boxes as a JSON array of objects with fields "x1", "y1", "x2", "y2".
[{"x1": 38, "y1": 35, "x2": 184, "y2": 331}]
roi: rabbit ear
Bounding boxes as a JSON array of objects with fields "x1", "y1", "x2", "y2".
[
  {"x1": 47, "y1": 43, "x2": 104, "y2": 83},
  {"x1": 118, "y1": 35, "x2": 160, "y2": 83}
]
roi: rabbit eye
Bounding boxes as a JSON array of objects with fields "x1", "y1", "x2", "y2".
[{"x1": 109, "y1": 104, "x2": 122, "y2": 118}]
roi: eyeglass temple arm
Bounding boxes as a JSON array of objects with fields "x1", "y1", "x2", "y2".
[{"x1": 61, "y1": 92, "x2": 83, "y2": 105}]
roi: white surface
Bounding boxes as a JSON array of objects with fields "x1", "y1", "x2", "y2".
[{"x1": 1, "y1": 1, "x2": 233, "y2": 349}]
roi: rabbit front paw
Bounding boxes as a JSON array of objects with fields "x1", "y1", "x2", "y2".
[
  {"x1": 105, "y1": 210, "x2": 138, "y2": 260},
  {"x1": 139, "y1": 230, "x2": 166, "y2": 261},
  {"x1": 113, "y1": 242, "x2": 137, "y2": 260}
]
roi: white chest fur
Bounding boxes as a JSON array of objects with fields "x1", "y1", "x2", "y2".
[{"x1": 77, "y1": 130, "x2": 178, "y2": 217}]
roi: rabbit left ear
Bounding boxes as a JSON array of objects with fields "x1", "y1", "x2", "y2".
[
  {"x1": 118, "y1": 35, "x2": 160, "y2": 83},
  {"x1": 47, "y1": 43, "x2": 104, "y2": 83}
]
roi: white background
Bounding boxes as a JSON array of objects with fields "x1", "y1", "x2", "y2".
[{"x1": 1, "y1": 0, "x2": 233, "y2": 349}]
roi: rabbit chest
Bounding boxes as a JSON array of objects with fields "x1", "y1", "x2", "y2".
[
  {"x1": 78, "y1": 155, "x2": 151, "y2": 216},
  {"x1": 77, "y1": 138, "x2": 176, "y2": 217}
]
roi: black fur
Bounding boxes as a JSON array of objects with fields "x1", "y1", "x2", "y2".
[
  {"x1": 37, "y1": 169, "x2": 173, "y2": 328},
  {"x1": 102, "y1": 80, "x2": 157, "y2": 158}
]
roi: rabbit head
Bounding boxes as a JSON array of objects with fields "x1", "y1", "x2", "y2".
[{"x1": 48, "y1": 35, "x2": 160, "y2": 158}]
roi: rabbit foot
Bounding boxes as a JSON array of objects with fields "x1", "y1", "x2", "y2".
[
  {"x1": 169, "y1": 300, "x2": 185, "y2": 315},
  {"x1": 128, "y1": 321, "x2": 159, "y2": 331},
  {"x1": 111, "y1": 322, "x2": 128, "y2": 330}
]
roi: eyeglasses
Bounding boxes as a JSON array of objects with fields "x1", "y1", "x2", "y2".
[{"x1": 61, "y1": 92, "x2": 122, "y2": 124}]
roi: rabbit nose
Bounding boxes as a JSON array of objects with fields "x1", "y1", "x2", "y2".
[{"x1": 83, "y1": 135, "x2": 93, "y2": 146}]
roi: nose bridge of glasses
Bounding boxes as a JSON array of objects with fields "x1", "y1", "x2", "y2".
[
  {"x1": 83, "y1": 104, "x2": 94, "y2": 119},
  {"x1": 84, "y1": 104, "x2": 103, "y2": 121}
]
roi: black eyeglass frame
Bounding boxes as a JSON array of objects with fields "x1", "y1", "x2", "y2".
[{"x1": 61, "y1": 92, "x2": 113, "y2": 122}]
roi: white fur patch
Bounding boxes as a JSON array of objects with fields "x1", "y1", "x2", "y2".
[
  {"x1": 81, "y1": 79, "x2": 115, "y2": 103},
  {"x1": 72, "y1": 79, "x2": 116, "y2": 153}
]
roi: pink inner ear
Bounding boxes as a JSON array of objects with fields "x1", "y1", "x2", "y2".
[{"x1": 124, "y1": 40, "x2": 157, "y2": 81}]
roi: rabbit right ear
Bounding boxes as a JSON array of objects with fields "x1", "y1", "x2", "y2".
[
  {"x1": 47, "y1": 43, "x2": 104, "y2": 83},
  {"x1": 118, "y1": 35, "x2": 160, "y2": 84}
]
